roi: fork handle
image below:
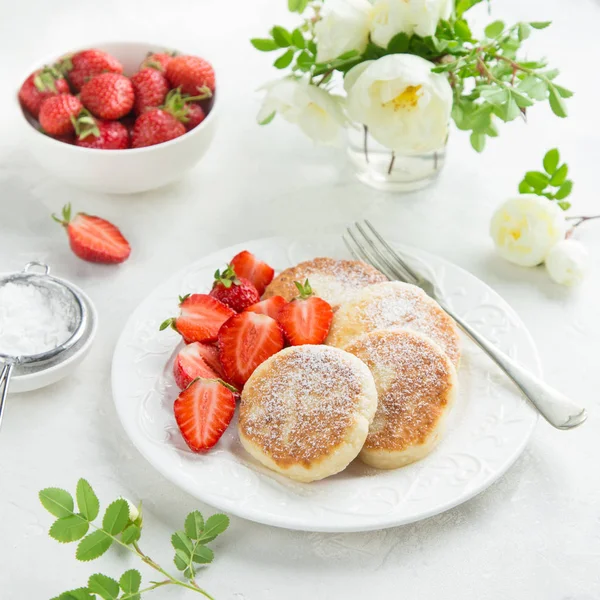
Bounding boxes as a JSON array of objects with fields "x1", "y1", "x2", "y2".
[{"x1": 439, "y1": 301, "x2": 587, "y2": 430}]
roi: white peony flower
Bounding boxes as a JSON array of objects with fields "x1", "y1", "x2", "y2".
[
  {"x1": 371, "y1": 0, "x2": 453, "y2": 47},
  {"x1": 545, "y1": 239, "x2": 589, "y2": 286},
  {"x1": 257, "y1": 79, "x2": 346, "y2": 145},
  {"x1": 344, "y1": 54, "x2": 452, "y2": 153},
  {"x1": 490, "y1": 195, "x2": 568, "y2": 267},
  {"x1": 315, "y1": 0, "x2": 373, "y2": 63}
]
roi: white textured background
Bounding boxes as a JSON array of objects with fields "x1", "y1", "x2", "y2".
[{"x1": 0, "y1": 0, "x2": 599, "y2": 598}]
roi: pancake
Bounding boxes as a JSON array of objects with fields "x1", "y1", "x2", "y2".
[
  {"x1": 345, "y1": 329, "x2": 457, "y2": 469},
  {"x1": 263, "y1": 257, "x2": 387, "y2": 309},
  {"x1": 238, "y1": 345, "x2": 378, "y2": 482},
  {"x1": 326, "y1": 281, "x2": 461, "y2": 367}
]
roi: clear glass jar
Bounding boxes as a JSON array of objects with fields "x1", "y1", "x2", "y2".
[{"x1": 346, "y1": 125, "x2": 446, "y2": 193}]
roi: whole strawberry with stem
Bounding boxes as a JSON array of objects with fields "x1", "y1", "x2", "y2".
[
  {"x1": 52, "y1": 203, "x2": 131, "y2": 264},
  {"x1": 58, "y1": 49, "x2": 123, "y2": 91},
  {"x1": 131, "y1": 67, "x2": 169, "y2": 115},
  {"x1": 166, "y1": 55, "x2": 216, "y2": 95},
  {"x1": 210, "y1": 265, "x2": 260, "y2": 313},
  {"x1": 277, "y1": 279, "x2": 333, "y2": 345},
  {"x1": 39, "y1": 94, "x2": 82, "y2": 136},
  {"x1": 80, "y1": 72, "x2": 134, "y2": 120},
  {"x1": 140, "y1": 51, "x2": 176, "y2": 72},
  {"x1": 73, "y1": 110, "x2": 129, "y2": 149},
  {"x1": 19, "y1": 66, "x2": 70, "y2": 118}
]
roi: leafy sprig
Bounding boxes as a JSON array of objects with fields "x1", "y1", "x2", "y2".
[
  {"x1": 518, "y1": 148, "x2": 573, "y2": 210},
  {"x1": 40, "y1": 479, "x2": 229, "y2": 600}
]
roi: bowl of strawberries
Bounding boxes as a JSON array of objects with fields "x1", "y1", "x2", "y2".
[{"x1": 17, "y1": 42, "x2": 218, "y2": 194}]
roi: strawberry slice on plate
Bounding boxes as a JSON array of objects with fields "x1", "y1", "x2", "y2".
[
  {"x1": 161, "y1": 294, "x2": 235, "y2": 344},
  {"x1": 244, "y1": 295, "x2": 287, "y2": 320},
  {"x1": 230, "y1": 251, "x2": 274, "y2": 296},
  {"x1": 173, "y1": 342, "x2": 220, "y2": 390},
  {"x1": 192, "y1": 342, "x2": 226, "y2": 379},
  {"x1": 218, "y1": 312, "x2": 284, "y2": 387},
  {"x1": 277, "y1": 280, "x2": 333, "y2": 345},
  {"x1": 174, "y1": 378, "x2": 236, "y2": 452}
]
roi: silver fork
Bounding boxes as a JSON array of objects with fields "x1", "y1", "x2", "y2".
[{"x1": 344, "y1": 220, "x2": 587, "y2": 430}]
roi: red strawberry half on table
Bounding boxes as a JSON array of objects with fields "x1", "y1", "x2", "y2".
[
  {"x1": 209, "y1": 265, "x2": 260, "y2": 313},
  {"x1": 245, "y1": 296, "x2": 287, "y2": 320},
  {"x1": 230, "y1": 251, "x2": 274, "y2": 296},
  {"x1": 277, "y1": 280, "x2": 333, "y2": 345},
  {"x1": 161, "y1": 294, "x2": 235, "y2": 344},
  {"x1": 19, "y1": 67, "x2": 70, "y2": 118},
  {"x1": 174, "y1": 378, "x2": 237, "y2": 452}
]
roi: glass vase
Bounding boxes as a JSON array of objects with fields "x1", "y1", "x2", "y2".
[{"x1": 346, "y1": 125, "x2": 447, "y2": 193}]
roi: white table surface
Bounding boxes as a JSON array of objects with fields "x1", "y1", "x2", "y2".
[{"x1": 1, "y1": 0, "x2": 599, "y2": 598}]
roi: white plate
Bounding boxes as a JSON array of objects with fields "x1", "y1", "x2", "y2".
[{"x1": 111, "y1": 237, "x2": 539, "y2": 532}]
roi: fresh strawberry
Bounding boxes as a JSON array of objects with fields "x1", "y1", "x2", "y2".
[
  {"x1": 191, "y1": 342, "x2": 226, "y2": 378},
  {"x1": 19, "y1": 67, "x2": 70, "y2": 118},
  {"x1": 59, "y1": 49, "x2": 123, "y2": 91},
  {"x1": 131, "y1": 68, "x2": 169, "y2": 115},
  {"x1": 51, "y1": 203, "x2": 131, "y2": 264},
  {"x1": 230, "y1": 251, "x2": 274, "y2": 295},
  {"x1": 73, "y1": 110, "x2": 129, "y2": 149},
  {"x1": 184, "y1": 103, "x2": 206, "y2": 131},
  {"x1": 245, "y1": 296, "x2": 287, "y2": 320},
  {"x1": 277, "y1": 280, "x2": 333, "y2": 345},
  {"x1": 218, "y1": 312, "x2": 284, "y2": 387},
  {"x1": 80, "y1": 73, "x2": 134, "y2": 120},
  {"x1": 140, "y1": 52, "x2": 175, "y2": 72},
  {"x1": 166, "y1": 55, "x2": 216, "y2": 95},
  {"x1": 173, "y1": 342, "x2": 220, "y2": 390},
  {"x1": 39, "y1": 94, "x2": 82, "y2": 136},
  {"x1": 209, "y1": 265, "x2": 260, "y2": 313},
  {"x1": 161, "y1": 294, "x2": 235, "y2": 344},
  {"x1": 131, "y1": 109, "x2": 185, "y2": 148},
  {"x1": 173, "y1": 378, "x2": 236, "y2": 452}
]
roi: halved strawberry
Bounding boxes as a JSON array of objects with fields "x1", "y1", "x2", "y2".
[
  {"x1": 218, "y1": 312, "x2": 284, "y2": 387},
  {"x1": 173, "y1": 378, "x2": 236, "y2": 452},
  {"x1": 230, "y1": 251, "x2": 274, "y2": 296},
  {"x1": 161, "y1": 294, "x2": 235, "y2": 344},
  {"x1": 276, "y1": 280, "x2": 333, "y2": 346},
  {"x1": 192, "y1": 342, "x2": 226, "y2": 378},
  {"x1": 244, "y1": 296, "x2": 287, "y2": 320},
  {"x1": 173, "y1": 342, "x2": 220, "y2": 390}
]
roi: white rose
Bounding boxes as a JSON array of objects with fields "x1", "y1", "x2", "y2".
[
  {"x1": 315, "y1": 0, "x2": 372, "y2": 63},
  {"x1": 344, "y1": 54, "x2": 452, "y2": 153},
  {"x1": 257, "y1": 79, "x2": 346, "y2": 144},
  {"x1": 545, "y1": 239, "x2": 589, "y2": 286},
  {"x1": 371, "y1": 0, "x2": 453, "y2": 47},
  {"x1": 490, "y1": 195, "x2": 567, "y2": 267},
  {"x1": 118, "y1": 497, "x2": 140, "y2": 522}
]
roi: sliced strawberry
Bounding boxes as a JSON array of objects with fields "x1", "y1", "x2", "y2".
[
  {"x1": 276, "y1": 280, "x2": 333, "y2": 345},
  {"x1": 218, "y1": 312, "x2": 284, "y2": 387},
  {"x1": 173, "y1": 342, "x2": 220, "y2": 390},
  {"x1": 174, "y1": 378, "x2": 236, "y2": 452},
  {"x1": 245, "y1": 296, "x2": 287, "y2": 320},
  {"x1": 230, "y1": 251, "x2": 274, "y2": 296},
  {"x1": 161, "y1": 294, "x2": 235, "y2": 344},
  {"x1": 192, "y1": 342, "x2": 226, "y2": 378}
]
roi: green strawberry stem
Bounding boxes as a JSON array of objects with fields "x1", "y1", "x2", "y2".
[
  {"x1": 71, "y1": 108, "x2": 100, "y2": 140},
  {"x1": 293, "y1": 279, "x2": 314, "y2": 300},
  {"x1": 51, "y1": 203, "x2": 72, "y2": 226}
]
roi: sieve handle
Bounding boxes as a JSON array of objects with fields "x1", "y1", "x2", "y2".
[
  {"x1": 0, "y1": 360, "x2": 15, "y2": 431},
  {"x1": 22, "y1": 261, "x2": 50, "y2": 275}
]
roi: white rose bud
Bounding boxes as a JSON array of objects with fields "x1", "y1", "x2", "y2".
[
  {"x1": 315, "y1": 0, "x2": 372, "y2": 64},
  {"x1": 490, "y1": 195, "x2": 567, "y2": 267},
  {"x1": 119, "y1": 497, "x2": 140, "y2": 522},
  {"x1": 345, "y1": 54, "x2": 452, "y2": 153},
  {"x1": 545, "y1": 239, "x2": 589, "y2": 286}
]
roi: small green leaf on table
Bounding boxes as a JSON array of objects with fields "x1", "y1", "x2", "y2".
[
  {"x1": 40, "y1": 488, "x2": 74, "y2": 518},
  {"x1": 76, "y1": 530, "x2": 113, "y2": 562},
  {"x1": 50, "y1": 515, "x2": 89, "y2": 543},
  {"x1": 88, "y1": 573, "x2": 120, "y2": 600},
  {"x1": 102, "y1": 500, "x2": 130, "y2": 535},
  {"x1": 76, "y1": 479, "x2": 99, "y2": 521}
]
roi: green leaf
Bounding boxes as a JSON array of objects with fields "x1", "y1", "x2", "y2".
[
  {"x1": 557, "y1": 201, "x2": 571, "y2": 210},
  {"x1": 386, "y1": 32, "x2": 410, "y2": 53},
  {"x1": 274, "y1": 49, "x2": 294, "y2": 69},
  {"x1": 50, "y1": 515, "x2": 89, "y2": 543},
  {"x1": 271, "y1": 26, "x2": 292, "y2": 48},
  {"x1": 470, "y1": 132, "x2": 486, "y2": 152},
  {"x1": 517, "y1": 76, "x2": 548, "y2": 101},
  {"x1": 554, "y1": 85, "x2": 574, "y2": 98},
  {"x1": 52, "y1": 588, "x2": 94, "y2": 600},
  {"x1": 192, "y1": 545, "x2": 214, "y2": 564},
  {"x1": 185, "y1": 511, "x2": 205, "y2": 540},
  {"x1": 525, "y1": 171, "x2": 550, "y2": 190},
  {"x1": 454, "y1": 19, "x2": 472, "y2": 41},
  {"x1": 121, "y1": 524, "x2": 141, "y2": 545},
  {"x1": 543, "y1": 148, "x2": 560, "y2": 174},
  {"x1": 530, "y1": 21, "x2": 552, "y2": 29},
  {"x1": 102, "y1": 500, "x2": 130, "y2": 535},
  {"x1": 174, "y1": 550, "x2": 188, "y2": 571},
  {"x1": 549, "y1": 86, "x2": 568, "y2": 118},
  {"x1": 250, "y1": 38, "x2": 278, "y2": 52},
  {"x1": 88, "y1": 574, "x2": 120, "y2": 600},
  {"x1": 456, "y1": 0, "x2": 484, "y2": 17},
  {"x1": 40, "y1": 488, "x2": 74, "y2": 518},
  {"x1": 119, "y1": 570, "x2": 142, "y2": 594},
  {"x1": 258, "y1": 111, "x2": 276, "y2": 126},
  {"x1": 288, "y1": 0, "x2": 300, "y2": 10},
  {"x1": 518, "y1": 180, "x2": 533, "y2": 194},
  {"x1": 550, "y1": 163, "x2": 568, "y2": 185},
  {"x1": 542, "y1": 69, "x2": 560, "y2": 80},
  {"x1": 197, "y1": 514, "x2": 230, "y2": 543},
  {"x1": 554, "y1": 180, "x2": 573, "y2": 200},
  {"x1": 76, "y1": 530, "x2": 112, "y2": 562},
  {"x1": 484, "y1": 20, "x2": 505, "y2": 39},
  {"x1": 500, "y1": 94, "x2": 521, "y2": 122},
  {"x1": 479, "y1": 87, "x2": 508, "y2": 105},
  {"x1": 76, "y1": 479, "x2": 99, "y2": 522},
  {"x1": 511, "y1": 89, "x2": 534, "y2": 108},
  {"x1": 295, "y1": 50, "x2": 314, "y2": 71},
  {"x1": 171, "y1": 530, "x2": 194, "y2": 556},
  {"x1": 291, "y1": 29, "x2": 305, "y2": 49},
  {"x1": 518, "y1": 23, "x2": 531, "y2": 40}
]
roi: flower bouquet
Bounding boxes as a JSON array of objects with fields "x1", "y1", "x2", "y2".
[{"x1": 251, "y1": 0, "x2": 572, "y2": 191}]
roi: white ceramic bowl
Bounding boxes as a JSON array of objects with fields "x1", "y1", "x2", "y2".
[{"x1": 16, "y1": 42, "x2": 218, "y2": 194}]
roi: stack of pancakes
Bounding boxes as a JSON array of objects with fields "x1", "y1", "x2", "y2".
[{"x1": 238, "y1": 258, "x2": 460, "y2": 483}]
